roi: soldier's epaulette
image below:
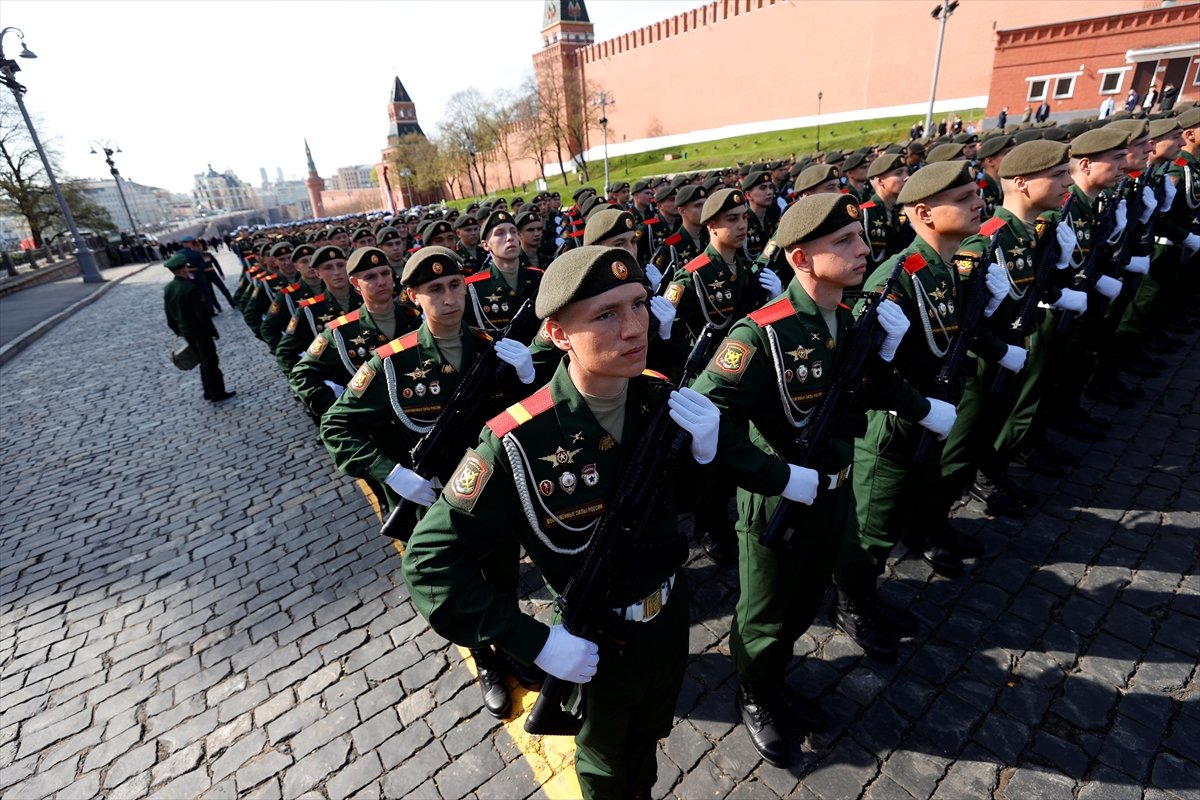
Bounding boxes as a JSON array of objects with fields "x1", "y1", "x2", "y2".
[
  {"x1": 568, "y1": 229, "x2": 585, "y2": 239},
  {"x1": 279, "y1": 283, "x2": 301, "y2": 294},
  {"x1": 487, "y1": 386, "x2": 555, "y2": 437},
  {"x1": 641, "y1": 368, "x2": 669, "y2": 381},
  {"x1": 407, "y1": 246, "x2": 421, "y2": 253},
  {"x1": 749, "y1": 297, "x2": 796, "y2": 326},
  {"x1": 375, "y1": 330, "x2": 420, "y2": 359},
  {"x1": 465, "y1": 272, "x2": 492, "y2": 285},
  {"x1": 980, "y1": 216, "x2": 1006, "y2": 238},
  {"x1": 643, "y1": 217, "x2": 661, "y2": 226},
  {"x1": 665, "y1": 231, "x2": 683, "y2": 246},
  {"x1": 299, "y1": 294, "x2": 325, "y2": 308},
  {"x1": 1175, "y1": 156, "x2": 1188, "y2": 168},
  {"x1": 683, "y1": 253, "x2": 711, "y2": 273},
  {"x1": 527, "y1": 267, "x2": 544, "y2": 274},
  {"x1": 839, "y1": 188, "x2": 850, "y2": 194},
  {"x1": 977, "y1": 179, "x2": 988, "y2": 189},
  {"x1": 902, "y1": 253, "x2": 928, "y2": 275},
  {"x1": 1128, "y1": 170, "x2": 1142, "y2": 179},
  {"x1": 264, "y1": 273, "x2": 279, "y2": 281},
  {"x1": 326, "y1": 309, "x2": 362, "y2": 329},
  {"x1": 859, "y1": 201, "x2": 877, "y2": 210}
]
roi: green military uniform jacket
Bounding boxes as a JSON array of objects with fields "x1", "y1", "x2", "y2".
[
  {"x1": 986, "y1": 207, "x2": 1065, "y2": 334},
  {"x1": 401, "y1": 362, "x2": 695, "y2": 664},
  {"x1": 261, "y1": 279, "x2": 322, "y2": 353},
  {"x1": 241, "y1": 271, "x2": 291, "y2": 339},
  {"x1": 743, "y1": 206, "x2": 777, "y2": 260},
  {"x1": 860, "y1": 193, "x2": 914, "y2": 272},
  {"x1": 464, "y1": 262, "x2": 543, "y2": 333},
  {"x1": 455, "y1": 242, "x2": 486, "y2": 273},
  {"x1": 320, "y1": 321, "x2": 505, "y2": 510},
  {"x1": 1158, "y1": 151, "x2": 1200, "y2": 248},
  {"x1": 164, "y1": 276, "x2": 216, "y2": 340},
  {"x1": 978, "y1": 173, "x2": 1003, "y2": 221},
  {"x1": 289, "y1": 303, "x2": 421, "y2": 417},
  {"x1": 275, "y1": 292, "x2": 358, "y2": 377},
  {"x1": 664, "y1": 244, "x2": 762, "y2": 346}
]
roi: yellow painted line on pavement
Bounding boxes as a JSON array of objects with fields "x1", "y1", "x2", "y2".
[{"x1": 356, "y1": 480, "x2": 584, "y2": 800}]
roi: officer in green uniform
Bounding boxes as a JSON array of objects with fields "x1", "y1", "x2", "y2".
[
  {"x1": 742, "y1": 170, "x2": 779, "y2": 259},
  {"x1": 667, "y1": 184, "x2": 710, "y2": 268},
  {"x1": 791, "y1": 164, "x2": 841, "y2": 198},
  {"x1": 860, "y1": 154, "x2": 914, "y2": 272},
  {"x1": 261, "y1": 244, "x2": 321, "y2": 353},
  {"x1": 691, "y1": 194, "x2": 945, "y2": 765},
  {"x1": 349, "y1": 227, "x2": 376, "y2": 252},
  {"x1": 163, "y1": 253, "x2": 234, "y2": 402},
  {"x1": 842, "y1": 152, "x2": 872, "y2": 203},
  {"x1": 976, "y1": 135, "x2": 1015, "y2": 220},
  {"x1": 275, "y1": 246, "x2": 359, "y2": 378},
  {"x1": 288, "y1": 247, "x2": 421, "y2": 419},
  {"x1": 454, "y1": 215, "x2": 485, "y2": 271},
  {"x1": 242, "y1": 241, "x2": 297, "y2": 340},
  {"x1": 423, "y1": 219, "x2": 459, "y2": 251},
  {"x1": 403, "y1": 245, "x2": 720, "y2": 799},
  {"x1": 465, "y1": 210, "x2": 544, "y2": 333},
  {"x1": 833, "y1": 162, "x2": 1012, "y2": 661},
  {"x1": 516, "y1": 209, "x2": 545, "y2": 268}
]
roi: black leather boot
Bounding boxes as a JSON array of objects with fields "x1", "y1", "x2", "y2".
[
  {"x1": 736, "y1": 683, "x2": 788, "y2": 767},
  {"x1": 832, "y1": 590, "x2": 898, "y2": 662},
  {"x1": 470, "y1": 647, "x2": 511, "y2": 719}
]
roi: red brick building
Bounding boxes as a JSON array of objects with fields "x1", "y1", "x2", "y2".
[{"x1": 986, "y1": 2, "x2": 1200, "y2": 123}]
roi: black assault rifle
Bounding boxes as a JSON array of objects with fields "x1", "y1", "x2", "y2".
[
  {"x1": 379, "y1": 299, "x2": 540, "y2": 541},
  {"x1": 1107, "y1": 166, "x2": 1168, "y2": 325},
  {"x1": 757, "y1": 255, "x2": 905, "y2": 551},
  {"x1": 911, "y1": 216, "x2": 1008, "y2": 465},
  {"x1": 1056, "y1": 178, "x2": 1126, "y2": 334},
  {"x1": 524, "y1": 324, "x2": 720, "y2": 735}
]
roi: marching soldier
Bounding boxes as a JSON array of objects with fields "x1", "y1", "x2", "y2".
[
  {"x1": 454, "y1": 215, "x2": 485, "y2": 271},
  {"x1": 976, "y1": 134, "x2": 1015, "y2": 220},
  {"x1": 742, "y1": 170, "x2": 779, "y2": 259},
  {"x1": 274, "y1": 246, "x2": 359, "y2": 378},
  {"x1": 842, "y1": 152, "x2": 872, "y2": 204},
  {"x1": 791, "y1": 164, "x2": 841, "y2": 198},
  {"x1": 516, "y1": 209, "x2": 544, "y2": 268},
  {"x1": 465, "y1": 210, "x2": 544, "y2": 333},
  {"x1": 242, "y1": 242, "x2": 297, "y2": 342},
  {"x1": 403, "y1": 245, "x2": 720, "y2": 799},
  {"x1": 670, "y1": 184, "x2": 710, "y2": 267},
  {"x1": 163, "y1": 252, "x2": 234, "y2": 403},
  {"x1": 261, "y1": 244, "x2": 322, "y2": 353},
  {"x1": 860, "y1": 153, "x2": 914, "y2": 272}
]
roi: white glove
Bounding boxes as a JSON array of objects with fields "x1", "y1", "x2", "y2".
[
  {"x1": 1107, "y1": 199, "x2": 1127, "y2": 243},
  {"x1": 667, "y1": 387, "x2": 719, "y2": 464},
  {"x1": 998, "y1": 344, "x2": 1028, "y2": 373},
  {"x1": 1053, "y1": 288, "x2": 1088, "y2": 313},
  {"x1": 918, "y1": 398, "x2": 956, "y2": 439},
  {"x1": 1124, "y1": 255, "x2": 1150, "y2": 275},
  {"x1": 385, "y1": 464, "x2": 437, "y2": 507},
  {"x1": 1161, "y1": 176, "x2": 1177, "y2": 212},
  {"x1": 534, "y1": 625, "x2": 599, "y2": 684},
  {"x1": 984, "y1": 261, "x2": 1009, "y2": 317},
  {"x1": 875, "y1": 299, "x2": 909, "y2": 363},
  {"x1": 1094, "y1": 274, "x2": 1122, "y2": 300},
  {"x1": 1055, "y1": 221, "x2": 1078, "y2": 269},
  {"x1": 649, "y1": 295, "x2": 675, "y2": 340},
  {"x1": 757, "y1": 267, "x2": 782, "y2": 297},
  {"x1": 644, "y1": 262, "x2": 663, "y2": 293},
  {"x1": 323, "y1": 380, "x2": 346, "y2": 395},
  {"x1": 1184, "y1": 233, "x2": 1200, "y2": 256},
  {"x1": 495, "y1": 338, "x2": 536, "y2": 385},
  {"x1": 782, "y1": 464, "x2": 820, "y2": 506},
  {"x1": 1138, "y1": 184, "x2": 1158, "y2": 224}
]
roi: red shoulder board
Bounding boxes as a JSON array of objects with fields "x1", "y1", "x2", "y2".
[
  {"x1": 299, "y1": 293, "x2": 326, "y2": 307},
  {"x1": 327, "y1": 309, "x2": 362, "y2": 329},
  {"x1": 487, "y1": 385, "x2": 555, "y2": 438},
  {"x1": 840, "y1": 188, "x2": 850, "y2": 194},
  {"x1": 280, "y1": 283, "x2": 301, "y2": 294},
  {"x1": 375, "y1": 330, "x2": 420, "y2": 359},
  {"x1": 527, "y1": 267, "x2": 544, "y2": 274},
  {"x1": 466, "y1": 272, "x2": 492, "y2": 285},
  {"x1": 749, "y1": 297, "x2": 796, "y2": 326},
  {"x1": 980, "y1": 217, "x2": 1006, "y2": 237},
  {"x1": 407, "y1": 246, "x2": 421, "y2": 253},
  {"x1": 1175, "y1": 156, "x2": 1188, "y2": 167},
  {"x1": 1128, "y1": 170, "x2": 1142, "y2": 179},
  {"x1": 641, "y1": 369, "x2": 669, "y2": 380},
  {"x1": 643, "y1": 217, "x2": 661, "y2": 226},
  {"x1": 902, "y1": 253, "x2": 927, "y2": 275},
  {"x1": 977, "y1": 180, "x2": 988, "y2": 189},
  {"x1": 683, "y1": 253, "x2": 711, "y2": 273},
  {"x1": 568, "y1": 229, "x2": 585, "y2": 239},
  {"x1": 859, "y1": 201, "x2": 877, "y2": 210},
  {"x1": 665, "y1": 232, "x2": 683, "y2": 246},
  {"x1": 264, "y1": 273, "x2": 279, "y2": 281}
]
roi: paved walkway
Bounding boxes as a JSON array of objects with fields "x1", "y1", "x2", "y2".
[{"x1": 0, "y1": 254, "x2": 1196, "y2": 799}]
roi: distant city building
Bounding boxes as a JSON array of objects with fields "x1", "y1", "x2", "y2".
[
  {"x1": 193, "y1": 165, "x2": 255, "y2": 213},
  {"x1": 329, "y1": 165, "x2": 376, "y2": 192},
  {"x1": 79, "y1": 179, "x2": 175, "y2": 230}
]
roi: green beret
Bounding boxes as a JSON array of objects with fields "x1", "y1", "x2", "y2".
[
  {"x1": 793, "y1": 164, "x2": 840, "y2": 194},
  {"x1": 327, "y1": 226, "x2": 347, "y2": 237},
  {"x1": 572, "y1": 186, "x2": 595, "y2": 202},
  {"x1": 907, "y1": 141, "x2": 926, "y2": 156},
  {"x1": 1042, "y1": 127, "x2": 1070, "y2": 142},
  {"x1": 1147, "y1": 118, "x2": 1181, "y2": 139},
  {"x1": 306, "y1": 231, "x2": 323, "y2": 244},
  {"x1": 510, "y1": 196, "x2": 525, "y2": 206},
  {"x1": 897, "y1": 161, "x2": 974, "y2": 204},
  {"x1": 1058, "y1": 122, "x2": 1088, "y2": 139},
  {"x1": 700, "y1": 188, "x2": 746, "y2": 224},
  {"x1": 742, "y1": 170, "x2": 771, "y2": 191},
  {"x1": 346, "y1": 247, "x2": 391, "y2": 276},
  {"x1": 926, "y1": 143, "x2": 965, "y2": 163},
  {"x1": 701, "y1": 176, "x2": 723, "y2": 193},
  {"x1": 1011, "y1": 128, "x2": 1044, "y2": 144},
  {"x1": 607, "y1": 181, "x2": 630, "y2": 194},
  {"x1": 514, "y1": 209, "x2": 541, "y2": 229},
  {"x1": 825, "y1": 150, "x2": 846, "y2": 165},
  {"x1": 401, "y1": 246, "x2": 463, "y2": 286},
  {"x1": 676, "y1": 184, "x2": 708, "y2": 207},
  {"x1": 868, "y1": 153, "x2": 904, "y2": 179},
  {"x1": 583, "y1": 208, "x2": 638, "y2": 245},
  {"x1": 535, "y1": 246, "x2": 644, "y2": 318},
  {"x1": 978, "y1": 135, "x2": 1015, "y2": 160},
  {"x1": 269, "y1": 241, "x2": 294, "y2": 257},
  {"x1": 163, "y1": 252, "x2": 189, "y2": 271},
  {"x1": 997, "y1": 140, "x2": 1070, "y2": 178},
  {"x1": 653, "y1": 183, "x2": 677, "y2": 204},
  {"x1": 1105, "y1": 118, "x2": 1150, "y2": 142},
  {"x1": 632, "y1": 179, "x2": 652, "y2": 194},
  {"x1": 452, "y1": 214, "x2": 478, "y2": 230},
  {"x1": 775, "y1": 194, "x2": 864, "y2": 249},
  {"x1": 292, "y1": 244, "x2": 316, "y2": 261},
  {"x1": 952, "y1": 132, "x2": 979, "y2": 144},
  {"x1": 376, "y1": 226, "x2": 403, "y2": 244},
  {"x1": 580, "y1": 195, "x2": 608, "y2": 217},
  {"x1": 423, "y1": 220, "x2": 453, "y2": 240},
  {"x1": 1176, "y1": 107, "x2": 1200, "y2": 130},
  {"x1": 1070, "y1": 127, "x2": 1129, "y2": 157},
  {"x1": 480, "y1": 210, "x2": 516, "y2": 239},
  {"x1": 351, "y1": 227, "x2": 374, "y2": 242},
  {"x1": 843, "y1": 152, "x2": 869, "y2": 171},
  {"x1": 311, "y1": 246, "x2": 346, "y2": 270}
]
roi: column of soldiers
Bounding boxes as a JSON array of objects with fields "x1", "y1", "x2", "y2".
[{"x1": 220, "y1": 101, "x2": 1197, "y2": 797}]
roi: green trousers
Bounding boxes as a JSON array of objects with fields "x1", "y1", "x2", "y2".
[
  {"x1": 573, "y1": 573, "x2": 689, "y2": 800},
  {"x1": 992, "y1": 312, "x2": 1053, "y2": 463}
]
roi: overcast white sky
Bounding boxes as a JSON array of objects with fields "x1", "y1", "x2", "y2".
[{"x1": 4, "y1": 0, "x2": 702, "y2": 194}]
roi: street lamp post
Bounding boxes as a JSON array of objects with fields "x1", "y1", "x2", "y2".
[
  {"x1": 924, "y1": 1, "x2": 959, "y2": 137},
  {"x1": 816, "y1": 91, "x2": 824, "y2": 152},
  {"x1": 593, "y1": 91, "x2": 614, "y2": 193},
  {"x1": 0, "y1": 27, "x2": 104, "y2": 282},
  {"x1": 90, "y1": 141, "x2": 138, "y2": 234}
]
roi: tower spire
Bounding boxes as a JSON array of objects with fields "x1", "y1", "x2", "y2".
[{"x1": 305, "y1": 138, "x2": 318, "y2": 177}]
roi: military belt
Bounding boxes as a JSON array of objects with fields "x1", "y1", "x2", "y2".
[
  {"x1": 615, "y1": 574, "x2": 675, "y2": 623},
  {"x1": 826, "y1": 464, "x2": 852, "y2": 490}
]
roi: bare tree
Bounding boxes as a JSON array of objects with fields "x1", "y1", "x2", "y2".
[
  {"x1": 386, "y1": 132, "x2": 444, "y2": 202},
  {"x1": 480, "y1": 88, "x2": 522, "y2": 192},
  {"x1": 443, "y1": 89, "x2": 495, "y2": 197},
  {"x1": 530, "y1": 65, "x2": 574, "y2": 186},
  {"x1": 516, "y1": 73, "x2": 552, "y2": 185}
]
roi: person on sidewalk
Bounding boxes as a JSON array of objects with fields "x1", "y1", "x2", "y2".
[{"x1": 163, "y1": 253, "x2": 234, "y2": 403}]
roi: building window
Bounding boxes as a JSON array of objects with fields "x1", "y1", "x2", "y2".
[
  {"x1": 1027, "y1": 79, "x2": 1048, "y2": 101},
  {"x1": 1193, "y1": 58, "x2": 1200, "y2": 86},
  {"x1": 1098, "y1": 69, "x2": 1126, "y2": 95},
  {"x1": 1053, "y1": 76, "x2": 1075, "y2": 99}
]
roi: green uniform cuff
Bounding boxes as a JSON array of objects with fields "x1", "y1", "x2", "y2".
[
  {"x1": 368, "y1": 455, "x2": 399, "y2": 485},
  {"x1": 503, "y1": 617, "x2": 551, "y2": 666}
]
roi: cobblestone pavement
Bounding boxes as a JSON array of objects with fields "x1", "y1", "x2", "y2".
[{"x1": 1, "y1": 255, "x2": 1196, "y2": 800}]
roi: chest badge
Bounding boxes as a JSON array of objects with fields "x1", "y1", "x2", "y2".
[
  {"x1": 406, "y1": 366, "x2": 428, "y2": 380},
  {"x1": 540, "y1": 446, "x2": 583, "y2": 466},
  {"x1": 560, "y1": 472, "x2": 577, "y2": 494},
  {"x1": 786, "y1": 345, "x2": 814, "y2": 361},
  {"x1": 582, "y1": 464, "x2": 599, "y2": 487},
  {"x1": 570, "y1": 431, "x2": 584, "y2": 444},
  {"x1": 539, "y1": 479, "x2": 554, "y2": 497},
  {"x1": 350, "y1": 334, "x2": 368, "y2": 346},
  {"x1": 599, "y1": 435, "x2": 615, "y2": 451},
  {"x1": 812, "y1": 361, "x2": 824, "y2": 379}
]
